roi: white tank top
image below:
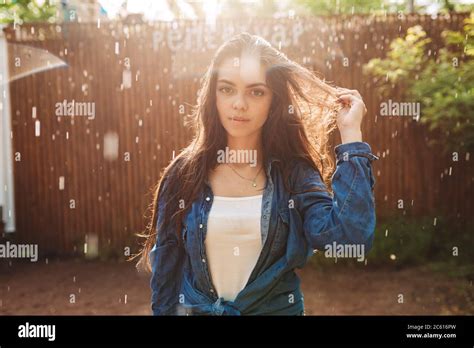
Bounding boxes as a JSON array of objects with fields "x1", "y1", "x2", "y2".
[{"x1": 205, "y1": 194, "x2": 263, "y2": 301}]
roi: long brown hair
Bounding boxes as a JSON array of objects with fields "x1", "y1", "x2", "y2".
[{"x1": 134, "y1": 32, "x2": 342, "y2": 272}]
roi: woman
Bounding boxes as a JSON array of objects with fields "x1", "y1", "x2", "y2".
[{"x1": 136, "y1": 32, "x2": 379, "y2": 315}]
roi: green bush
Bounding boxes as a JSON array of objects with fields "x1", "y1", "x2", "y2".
[
  {"x1": 368, "y1": 215, "x2": 434, "y2": 267},
  {"x1": 363, "y1": 14, "x2": 474, "y2": 153},
  {"x1": 308, "y1": 215, "x2": 474, "y2": 279},
  {"x1": 0, "y1": 0, "x2": 57, "y2": 24},
  {"x1": 363, "y1": 25, "x2": 432, "y2": 98}
]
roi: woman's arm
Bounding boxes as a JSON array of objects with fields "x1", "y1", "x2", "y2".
[
  {"x1": 293, "y1": 141, "x2": 379, "y2": 253},
  {"x1": 291, "y1": 87, "x2": 379, "y2": 252},
  {"x1": 150, "y1": 178, "x2": 185, "y2": 315}
]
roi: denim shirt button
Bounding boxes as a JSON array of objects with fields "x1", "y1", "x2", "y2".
[
  {"x1": 201, "y1": 258, "x2": 206, "y2": 263},
  {"x1": 210, "y1": 289, "x2": 214, "y2": 293},
  {"x1": 199, "y1": 223, "x2": 203, "y2": 228},
  {"x1": 206, "y1": 196, "x2": 210, "y2": 201}
]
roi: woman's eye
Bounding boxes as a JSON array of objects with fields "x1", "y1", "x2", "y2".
[
  {"x1": 219, "y1": 87, "x2": 232, "y2": 94},
  {"x1": 218, "y1": 87, "x2": 264, "y2": 97},
  {"x1": 252, "y1": 89, "x2": 265, "y2": 97}
]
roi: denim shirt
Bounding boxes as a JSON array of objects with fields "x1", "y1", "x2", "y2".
[{"x1": 150, "y1": 141, "x2": 379, "y2": 315}]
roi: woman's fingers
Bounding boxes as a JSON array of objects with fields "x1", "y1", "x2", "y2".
[
  {"x1": 337, "y1": 94, "x2": 367, "y2": 114},
  {"x1": 336, "y1": 88, "x2": 362, "y2": 100},
  {"x1": 336, "y1": 94, "x2": 355, "y2": 104},
  {"x1": 336, "y1": 89, "x2": 360, "y2": 98}
]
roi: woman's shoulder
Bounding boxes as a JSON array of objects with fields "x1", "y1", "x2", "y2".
[
  {"x1": 158, "y1": 155, "x2": 187, "y2": 191},
  {"x1": 279, "y1": 156, "x2": 324, "y2": 191},
  {"x1": 286, "y1": 156, "x2": 320, "y2": 176}
]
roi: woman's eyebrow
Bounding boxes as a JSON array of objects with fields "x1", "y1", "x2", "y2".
[{"x1": 217, "y1": 79, "x2": 268, "y2": 88}]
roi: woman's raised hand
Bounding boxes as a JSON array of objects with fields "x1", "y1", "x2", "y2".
[{"x1": 335, "y1": 87, "x2": 367, "y2": 144}]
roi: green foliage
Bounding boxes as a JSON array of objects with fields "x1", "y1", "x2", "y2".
[
  {"x1": 295, "y1": 0, "x2": 400, "y2": 16},
  {"x1": 368, "y1": 215, "x2": 472, "y2": 272},
  {"x1": 0, "y1": 0, "x2": 57, "y2": 24},
  {"x1": 309, "y1": 215, "x2": 474, "y2": 280},
  {"x1": 409, "y1": 15, "x2": 474, "y2": 151},
  {"x1": 368, "y1": 216, "x2": 434, "y2": 267},
  {"x1": 363, "y1": 25, "x2": 432, "y2": 97},
  {"x1": 438, "y1": 0, "x2": 474, "y2": 14},
  {"x1": 363, "y1": 14, "x2": 474, "y2": 153},
  {"x1": 296, "y1": 0, "x2": 474, "y2": 15}
]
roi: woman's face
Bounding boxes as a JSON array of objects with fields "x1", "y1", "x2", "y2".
[{"x1": 215, "y1": 54, "x2": 273, "y2": 139}]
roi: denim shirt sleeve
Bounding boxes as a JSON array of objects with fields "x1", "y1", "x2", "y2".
[
  {"x1": 149, "y1": 177, "x2": 185, "y2": 315},
  {"x1": 293, "y1": 141, "x2": 379, "y2": 252}
]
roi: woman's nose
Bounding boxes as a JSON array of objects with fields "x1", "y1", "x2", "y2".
[{"x1": 232, "y1": 93, "x2": 248, "y2": 111}]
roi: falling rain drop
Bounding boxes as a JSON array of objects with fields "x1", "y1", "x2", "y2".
[
  {"x1": 35, "y1": 120, "x2": 40, "y2": 137},
  {"x1": 103, "y1": 131, "x2": 119, "y2": 161}
]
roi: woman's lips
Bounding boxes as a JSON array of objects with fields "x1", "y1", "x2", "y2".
[{"x1": 229, "y1": 116, "x2": 250, "y2": 123}]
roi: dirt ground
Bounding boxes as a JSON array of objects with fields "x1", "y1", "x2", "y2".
[{"x1": 0, "y1": 259, "x2": 472, "y2": 315}]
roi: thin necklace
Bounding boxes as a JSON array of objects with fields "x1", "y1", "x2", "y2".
[{"x1": 226, "y1": 163, "x2": 264, "y2": 187}]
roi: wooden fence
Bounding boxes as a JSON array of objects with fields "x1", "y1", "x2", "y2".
[{"x1": 3, "y1": 13, "x2": 472, "y2": 255}]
